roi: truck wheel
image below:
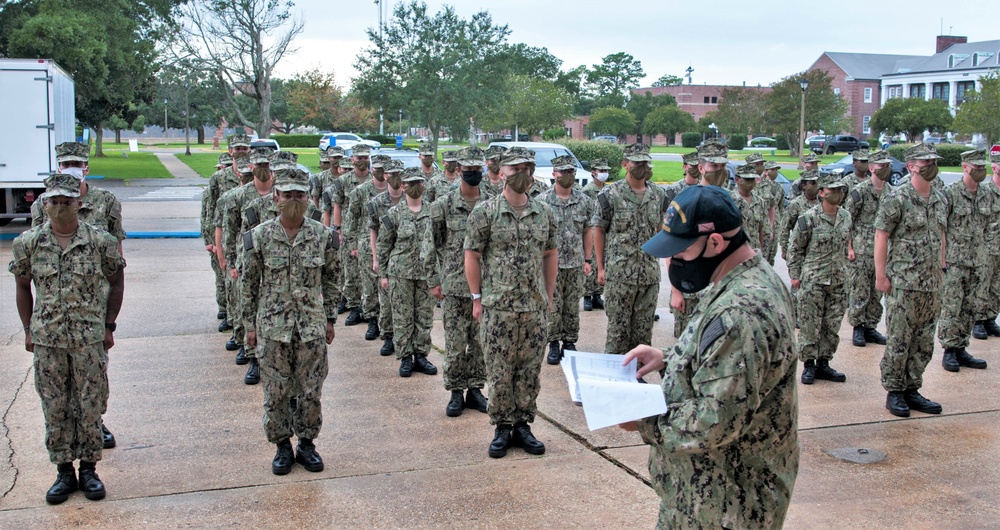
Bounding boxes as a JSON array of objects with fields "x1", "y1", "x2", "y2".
[{"x1": 826, "y1": 146, "x2": 835, "y2": 155}]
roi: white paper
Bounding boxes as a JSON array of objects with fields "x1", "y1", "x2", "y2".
[
  {"x1": 561, "y1": 350, "x2": 636, "y2": 403},
  {"x1": 577, "y1": 378, "x2": 668, "y2": 431}
]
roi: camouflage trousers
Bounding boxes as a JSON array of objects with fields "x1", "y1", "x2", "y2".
[
  {"x1": 938, "y1": 264, "x2": 982, "y2": 350},
  {"x1": 881, "y1": 288, "x2": 941, "y2": 392},
  {"x1": 259, "y1": 332, "x2": 328, "y2": 444},
  {"x1": 584, "y1": 258, "x2": 603, "y2": 297},
  {"x1": 671, "y1": 292, "x2": 701, "y2": 339},
  {"x1": 481, "y1": 308, "x2": 545, "y2": 425},
  {"x1": 547, "y1": 266, "x2": 584, "y2": 343},
  {"x1": 341, "y1": 240, "x2": 362, "y2": 308},
  {"x1": 99, "y1": 348, "x2": 109, "y2": 415},
  {"x1": 360, "y1": 248, "x2": 380, "y2": 321},
  {"x1": 442, "y1": 296, "x2": 485, "y2": 391},
  {"x1": 227, "y1": 270, "x2": 253, "y2": 358},
  {"x1": 378, "y1": 274, "x2": 393, "y2": 340},
  {"x1": 797, "y1": 281, "x2": 847, "y2": 362},
  {"x1": 847, "y1": 254, "x2": 884, "y2": 328},
  {"x1": 389, "y1": 276, "x2": 434, "y2": 360},
  {"x1": 763, "y1": 229, "x2": 777, "y2": 266},
  {"x1": 34, "y1": 343, "x2": 105, "y2": 464},
  {"x1": 210, "y1": 252, "x2": 226, "y2": 313},
  {"x1": 604, "y1": 281, "x2": 659, "y2": 355},
  {"x1": 976, "y1": 255, "x2": 1000, "y2": 321}
]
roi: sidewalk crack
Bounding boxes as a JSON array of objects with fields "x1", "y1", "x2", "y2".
[
  {"x1": 1, "y1": 365, "x2": 31, "y2": 499},
  {"x1": 537, "y1": 411, "x2": 652, "y2": 487}
]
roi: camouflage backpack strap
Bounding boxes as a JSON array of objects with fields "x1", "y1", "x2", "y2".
[
  {"x1": 244, "y1": 205, "x2": 259, "y2": 228},
  {"x1": 243, "y1": 230, "x2": 254, "y2": 252},
  {"x1": 699, "y1": 316, "x2": 728, "y2": 355}
]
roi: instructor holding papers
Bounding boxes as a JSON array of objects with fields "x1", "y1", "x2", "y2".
[{"x1": 619, "y1": 186, "x2": 799, "y2": 529}]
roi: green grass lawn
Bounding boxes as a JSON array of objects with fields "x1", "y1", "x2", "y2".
[
  {"x1": 177, "y1": 148, "x2": 325, "y2": 178},
  {"x1": 87, "y1": 149, "x2": 172, "y2": 179}
]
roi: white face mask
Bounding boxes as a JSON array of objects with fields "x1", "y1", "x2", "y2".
[
  {"x1": 62, "y1": 167, "x2": 85, "y2": 181},
  {"x1": 596, "y1": 172, "x2": 609, "y2": 182}
]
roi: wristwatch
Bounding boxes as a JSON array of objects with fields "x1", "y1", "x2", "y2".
[
  {"x1": 470, "y1": 293, "x2": 482, "y2": 301},
  {"x1": 105, "y1": 322, "x2": 117, "y2": 332}
]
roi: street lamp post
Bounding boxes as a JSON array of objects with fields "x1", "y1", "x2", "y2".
[
  {"x1": 164, "y1": 98, "x2": 168, "y2": 147},
  {"x1": 398, "y1": 109, "x2": 402, "y2": 136},
  {"x1": 799, "y1": 78, "x2": 809, "y2": 168},
  {"x1": 184, "y1": 81, "x2": 191, "y2": 156},
  {"x1": 377, "y1": 0, "x2": 384, "y2": 135}
]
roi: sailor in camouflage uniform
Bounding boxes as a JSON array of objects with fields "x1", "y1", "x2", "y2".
[
  {"x1": 481, "y1": 145, "x2": 508, "y2": 196},
  {"x1": 838, "y1": 148, "x2": 870, "y2": 191},
  {"x1": 376, "y1": 168, "x2": 439, "y2": 378},
  {"x1": 427, "y1": 147, "x2": 492, "y2": 417},
  {"x1": 347, "y1": 153, "x2": 392, "y2": 341},
  {"x1": 937, "y1": 149, "x2": 992, "y2": 372},
  {"x1": 417, "y1": 143, "x2": 444, "y2": 182},
  {"x1": 368, "y1": 160, "x2": 406, "y2": 356},
  {"x1": 425, "y1": 150, "x2": 460, "y2": 203},
  {"x1": 582, "y1": 158, "x2": 611, "y2": 311},
  {"x1": 10, "y1": 173, "x2": 125, "y2": 504},
  {"x1": 465, "y1": 146, "x2": 557, "y2": 458},
  {"x1": 731, "y1": 163, "x2": 768, "y2": 252},
  {"x1": 974, "y1": 152, "x2": 1000, "y2": 338},
  {"x1": 789, "y1": 152, "x2": 821, "y2": 199},
  {"x1": 875, "y1": 143, "x2": 948, "y2": 418},
  {"x1": 663, "y1": 152, "x2": 702, "y2": 338},
  {"x1": 540, "y1": 155, "x2": 593, "y2": 365},
  {"x1": 326, "y1": 144, "x2": 372, "y2": 325},
  {"x1": 759, "y1": 160, "x2": 786, "y2": 266},
  {"x1": 843, "y1": 149, "x2": 893, "y2": 347},
  {"x1": 622, "y1": 185, "x2": 798, "y2": 530},
  {"x1": 310, "y1": 145, "x2": 344, "y2": 207},
  {"x1": 780, "y1": 169, "x2": 820, "y2": 260},
  {"x1": 592, "y1": 143, "x2": 669, "y2": 354},
  {"x1": 242, "y1": 167, "x2": 339, "y2": 476},
  {"x1": 788, "y1": 174, "x2": 851, "y2": 384}
]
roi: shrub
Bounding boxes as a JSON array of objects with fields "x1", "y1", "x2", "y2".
[
  {"x1": 363, "y1": 133, "x2": 396, "y2": 145},
  {"x1": 776, "y1": 134, "x2": 789, "y2": 150},
  {"x1": 867, "y1": 138, "x2": 880, "y2": 149},
  {"x1": 750, "y1": 138, "x2": 776, "y2": 148},
  {"x1": 541, "y1": 128, "x2": 565, "y2": 141},
  {"x1": 272, "y1": 134, "x2": 323, "y2": 148},
  {"x1": 556, "y1": 138, "x2": 624, "y2": 179},
  {"x1": 727, "y1": 135, "x2": 747, "y2": 150},
  {"x1": 887, "y1": 144, "x2": 966, "y2": 166},
  {"x1": 681, "y1": 132, "x2": 701, "y2": 148}
]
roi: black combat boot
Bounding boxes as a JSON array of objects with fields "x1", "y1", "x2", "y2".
[
  {"x1": 446, "y1": 390, "x2": 465, "y2": 417},
  {"x1": 295, "y1": 438, "x2": 324, "y2": 472},
  {"x1": 235, "y1": 345, "x2": 249, "y2": 365},
  {"x1": 885, "y1": 391, "x2": 910, "y2": 417},
  {"x1": 562, "y1": 342, "x2": 577, "y2": 355},
  {"x1": 488, "y1": 425, "x2": 513, "y2": 458},
  {"x1": 101, "y1": 422, "x2": 116, "y2": 449},
  {"x1": 399, "y1": 355, "x2": 413, "y2": 377},
  {"x1": 903, "y1": 389, "x2": 942, "y2": 414},
  {"x1": 800, "y1": 360, "x2": 816, "y2": 385},
  {"x1": 814, "y1": 359, "x2": 847, "y2": 382},
  {"x1": 337, "y1": 296, "x2": 348, "y2": 314},
  {"x1": 465, "y1": 388, "x2": 488, "y2": 413},
  {"x1": 413, "y1": 355, "x2": 438, "y2": 375},
  {"x1": 984, "y1": 319, "x2": 1000, "y2": 337},
  {"x1": 244, "y1": 358, "x2": 260, "y2": 385},
  {"x1": 380, "y1": 337, "x2": 395, "y2": 356},
  {"x1": 973, "y1": 321, "x2": 988, "y2": 340},
  {"x1": 218, "y1": 318, "x2": 233, "y2": 333},
  {"x1": 942, "y1": 348, "x2": 960, "y2": 372},
  {"x1": 583, "y1": 296, "x2": 593, "y2": 311},
  {"x1": 955, "y1": 348, "x2": 987, "y2": 369},
  {"x1": 77, "y1": 461, "x2": 105, "y2": 501},
  {"x1": 546, "y1": 341, "x2": 562, "y2": 365},
  {"x1": 345, "y1": 307, "x2": 363, "y2": 326},
  {"x1": 365, "y1": 320, "x2": 379, "y2": 340},
  {"x1": 225, "y1": 335, "x2": 239, "y2": 351},
  {"x1": 45, "y1": 463, "x2": 78, "y2": 504},
  {"x1": 592, "y1": 294, "x2": 605, "y2": 310},
  {"x1": 863, "y1": 327, "x2": 887, "y2": 345},
  {"x1": 217, "y1": 310, "x2": 226, "y2": 320},
  {"x1": 852, "y1": 326, "x2": 866, "y2": 347},
  {"x1": 272, "y1": 439, "x2": 294, "y2": 475},
  {"x1": 512, "y1": 422, "x2": 546, "y2": 455}
]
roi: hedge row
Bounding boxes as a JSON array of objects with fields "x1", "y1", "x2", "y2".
[
  {"x1": 887, "y1": 144, "x2": 968, "y2": 166},
  {"x1": 681, "y1": 132, "x2": 701, "y2": 148},
  {"x1": 727, "y1": 136, "x2": 746, "y2": 150},
  {"x1": 556, "y1": 138, "x2": 624, "y2": 179},
  {"x1": 272, "y1": 134, "x2": 323, "y2": 148}
]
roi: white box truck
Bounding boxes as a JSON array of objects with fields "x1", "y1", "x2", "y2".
[{"x1": 0, "y1": 58, "x2": 75, "y2": 225}]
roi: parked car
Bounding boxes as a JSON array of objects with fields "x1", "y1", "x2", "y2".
[
  {"x1": 495, "y1": 134, "x2": 531, "y2": 142},
  {"x1": 804, "y1": 134, "x2": 825, "y2": 147},
  {"x1": 318, "y1": 132, "x2": 381, "y2": 151},
  {"x1": 819, "y1": 154, "x2": 908, "y2": 186},
  {"x1": 250, "y1": 139, "x2": 280, "y2": 152},
  {"x1": 748, "y1": 137, "x2": 776, "y2": 147},
  {"x1": 361, "y1": 148, "x2": 438, "y2": 171},
  {"x1": 487, "y1": 141, "x2": 588, "y2": 187},
  {"x1": 726, "y1": 161, "x2": 792, "y2": 198},
  {"x1": 809, "y1": 135, "x2": 863, "y2": 155},
  {"x1": 924, "y1": 136, "x2": 951, "y2": 145},
  {"x1": 593, "y1": 135, "x2": 619, "y2": 143}
]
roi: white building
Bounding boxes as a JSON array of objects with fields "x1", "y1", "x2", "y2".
[{"x1": 880, "y1": 36, "x2": 999, "y2": 112}]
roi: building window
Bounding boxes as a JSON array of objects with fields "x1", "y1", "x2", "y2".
[
  {"x1": 862, "y1": 116, "x2": 871, "y2": 134},
  {"x1": 864, "y1": 87, "x2": 872, "y2": 103},
  {"x1": 711, "y1": 96, "x2": 718, "y2": 104},
  {"x1": 949, "y1": 54, "x2": 969, "y2": 68},
  {"x1": 834, "y1": 87, "x2": 840, "y2": 95},
  {"x1": 956, "y1": 81, "x2": 976, "y2": 104},
  {"x1": 909, "y1": 84, "x2": 926, "y2": 99},
  {"x1": 886, "y1": 86, "x2": 901, "y2": 99},
  {"x1": 932, "y1": 83, "x2": 950, "y2": 102},
  {"x1": 704, "y1": 96, "x2": 710, "y2": 103}
]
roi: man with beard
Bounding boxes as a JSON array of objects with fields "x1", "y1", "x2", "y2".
[
  {"x1": 875, "y1": 143, "x2": 948, "y2": 417},
  {"x1": 243, "y1": 167, "x2": 339, "y2": 475},
  {"x1": 731, "y1": 164, "x2": 768, "y2": 252},
  {"x1": 481, "y1": 145, "x2": 507, "y2": 196},
  {"x1": 426, "y1": 150, "x2": 460, "y2": 203},
  {"x1": 620, "y1": 185, "x2": 798, "y2": 530},
  {"x1": 427, "y1": 147, "x2": 492, "y2": 417},
  {"x1": 937, "y1": 150, "x2": 992, "y2": 372},
  {"x1": 311, "y1": 146, "x2": 344, "y2": 208},
  {"x1": 973, "y1": 153, "x2": 1000, "y2": 339},
  {"x1": 582, "y1": 158, "x2": 611, "y2": 312},
  {"x1": 348, "y1": 154, "x2": 392, "y2": 340},
  {"x1": 844, "y1": 150, "x2": 893, "y2": 347},
  {"x1": 327, "y1": 144, "x2": 372, "y2": 326},
  {"x1": 465, "y1": 146, "x2": 557, "y2": 458},
  {"x1": 592, "y1": 143, "x2": 669, "y2": 355},
  {"x1": 540, "y1": 156, "x2": 593, "y2": 365},
  {"x1": 368, "y1": 160, "x2": 406, "y2": 356},
  {"x1": 377, "y1": 168, "x2": 438, "y2": 378}
]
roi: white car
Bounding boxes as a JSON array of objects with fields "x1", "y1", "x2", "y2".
[
  {"x1": 487, "y1": 141, "x2": 589, "y2": 187},
  {"x1": 319, "y1": 132, "x2": 381, "y2": 151}
]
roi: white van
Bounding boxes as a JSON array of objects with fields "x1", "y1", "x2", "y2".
[{"x1": 487, "y1": 141, "x2": 589, "y2": 187}]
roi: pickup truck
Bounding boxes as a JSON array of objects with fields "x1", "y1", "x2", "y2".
[{"x1": 809, "y1": 135, "x2": 863, "y2": 155}]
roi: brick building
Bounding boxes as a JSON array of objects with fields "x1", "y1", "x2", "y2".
[{"x1": 623, "y1": 84, "x2": 770, "y2": 145}]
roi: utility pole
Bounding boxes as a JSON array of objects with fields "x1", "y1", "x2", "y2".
[
  {"x1": 377, "y1": 0, "x2": 384, "y2": 135},
  {"x1": 184, "y1": 81, "x2": 191, "y2": 156},
  {"x1": 164, "y1": 98, "x2": 168, "y2": 146}
]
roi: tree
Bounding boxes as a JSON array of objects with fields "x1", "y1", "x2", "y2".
[
  {"x1": 587, "y1": 52, "x2": 645, "y2": 109},
  {"x1": 643, "y1": 106, "x2": 697, "y2": 144},
  {"x1": 555, "y1": 65, "x2": 594, "y2": 116},
  {"x1": 352, "y1": 1, "x2": 510, "y2": 150},
  {"x1": 495, "y1": 43, "x2": 562, "y2": 80},
  {"x1": 589, "y1": 107, "x2": 636, "y2": 137},
  {"x1": 712, "y1": 87, "x2": 768, "y2": 139},
  {"x1": 652, "y1": 74, "x2": 683, "y2": 87},
  {"x1": 140, "y1": 63, "x2": 230, "y2": 144},
  {"x1": 869, "y1": 97, "x2": 953, "y2": 142},
  {"x1": 480, "y1": 75, "x2": 574, "y2": 137},
  {"x1": 268, "y1": 78, "x2": 297, "y2": 134},
  {"x1": 287, "y1": 69, "x2": 376, "y2": 132},
  {"x1": 952, "y1": 71, "x2": 1000, "y2": 146},
  {"x1": 170, "y1": 0, "x2": 304, "y2": 138},
  {"x1": 762, "y1": 70, "x2": 849, "y2": 156},
  {"x1": 626, "y1": 90, "x2": 677, "y2": 143}
]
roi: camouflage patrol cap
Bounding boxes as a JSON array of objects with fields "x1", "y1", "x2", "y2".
[
  {"x1": 681, "y1": 152, "x2": 700, "y2": 165},
  {"x1": 501, "y1": 146, "x2": 535, "y2": 166},
  {"x1": 641, "y1": 185, "x2": 742, "y2": 259},
  {"x1": 551, "y1": 155, "x2": 577, "y2": 171},
  {"x1": 818, "y1": 174, "x2": 847, "y2": 189},
  {"x1": 905, "y1": 143, "x2": 942, "y2": 161},
  {"x1": 457, "y1": 146, "x2": 485, "y2": 166},
  {"x1": 55, "y1": 142, "x2": 90, "y2": 163},
  {"x1": 384, "y1": 159, "x2": 405, "y2": 173},
  {"x1": 697, "y1": 142, "x2": 729, "y2": 164},
  {"x1": 623, "y1": 143, "x2": 652, "y2": 162},
  {"x1": 735, "y1": 163, "x2": 760, "y2": 178},
  {"x1": 371, "y1": 154, "x2": 392, "y2": 168},
  {"x1": 961, "y1": 149, "x2": 987, "y2": 166},
  {"x1": 802, "y1": 153, "x2": 821, "y2": 164},
  {"x1": 273, "y1": 168, "x2": 311, "y2": 192},
  {"x1": 484, "y1": 145, "x2": 508, "y2": 160},
  {"x1": 217, "y1": 153, "x2": 233, "y2": 168},
  {"x1": 868, "y1": 149, "x2": 891, "y2": 165},
  {"x1": 591, "y1": 158, "x2": 611, "y2": 170},
  {"x1": 41, "y1": 173, "x2": 82, "y2": 200},
  {"x1": 401, "y1": 166, "x2": 426, "y2": 183},
  {"x1": 319, "y1": 150, "x2": 329, "y2": 163},
  {"x1": 744, "y1": 152, "x2": 764, "y2": 165},
  {"x1": 764, "y1": 161, "x2": 781, "y2": 170},
  {"x1": 271, "y1": 151, "x2": 298, "y2": 171},
  {"x1": 339, "y1": 158, "x2": 354, "y2": 169},
  {"x1": 851, "y1": 148, "x2": 870, "y2": 161},
  {"x1": 326, "y1": 145, "x2": 345, "y2": 158},
  {"x1": 236, "y1": 159, "x2": 253, "y2": 175},
  {"x1": 352, "y1": 144, "x2": 372, "y2": 156},
  {"x1": 799, "y1": 169, "x2": 820, "y2": 181},
  {"x1": 249, "y1": 147, "x2": 274, "y2": 164},
  {"x1": 418, "y1": 144, "x2": 436, "y2": 155},
  {"x1": 441, "y1": 150, "x2": 459, "y2": 162},
  {"x1": 991, "y1": 152, "x2": 1000, "y2": 164},
  {"x1": 228, "y1": 134, "x2": 251, "y2": 148}
]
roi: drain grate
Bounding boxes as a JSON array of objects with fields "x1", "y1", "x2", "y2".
[{"x1": 823, "y1": 447, "x2": 887, "y2": 464}]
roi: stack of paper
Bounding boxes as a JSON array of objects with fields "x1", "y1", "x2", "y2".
[{"x1": 561, "y1": 350, "x2": 668, "y2": 431}]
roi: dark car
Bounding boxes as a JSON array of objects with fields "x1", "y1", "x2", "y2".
[
  {"x1": 809, "y1": 135, "x2": 863, "y2": 155},
  {"x1": 726, "y1": 161, "x2": 792, "y2": 199},
  {"x1": 819, "y1": 154, "x2": 908, "y2": 187}
]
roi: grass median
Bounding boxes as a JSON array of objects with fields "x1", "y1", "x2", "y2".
[{"x1": 87, "y1": 149, "x2": 172, "y2": 179}]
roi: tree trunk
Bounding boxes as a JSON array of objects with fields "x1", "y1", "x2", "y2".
[
  {"x1": 257, "y1": 78, "x2": 272, "y2": 139},
  {"x1": 94, "y1": 126, "x2": 105, "y2": 157},
  {"x1": 197, "y1": 127, "x2": 205, "y2": 145},
  {"x1": 114, "y1": 129, "x2": 122, "y2": 143}
]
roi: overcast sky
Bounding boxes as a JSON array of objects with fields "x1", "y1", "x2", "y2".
[{"x1": 275, "y1": 0, "x2": 995, "y2": 89}]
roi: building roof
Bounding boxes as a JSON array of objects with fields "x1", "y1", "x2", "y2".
[
  {"x1": 882, "y1": 39, "x2": 1000, "y2": 77},
  {"x1": 821, "y1": 52, "x2": 926, "y2": 80}
]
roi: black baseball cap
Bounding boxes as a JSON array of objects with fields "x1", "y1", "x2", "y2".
[{"x1": 641, "y1": 185, "x2": 743, "y2": 258}]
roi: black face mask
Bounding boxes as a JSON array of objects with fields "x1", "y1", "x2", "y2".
[
  {"x1": 668, "y1": 230, "x2": 748, "y2": 294},
  {"x1": 461, "y1": 169, "x2": 483, "y2": 186}
]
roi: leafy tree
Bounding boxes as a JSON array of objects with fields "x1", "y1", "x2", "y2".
[
  {"x1": 555, "y1": 65, "x2": 594, "y2": 116},
  {"x1": 953, "y1": 71, "x2": 1000, "y2": 146},
  {"x1": 269, "y1": 78, "x2": 297, "y2": 135},
  {"x1": 495, "y1": 43, "x2": 562, "y2": 80},
  {"x1": 352, "y1": 1, "x2": 510, "y2": 151},
  {"x1": 870, "y1": 97, "x2": 953, "y2": 143},
  {"x1": 140, "y1": 63, "x2": 230, "y2": 144},
  {"x1": 480, "y1": 75, "x2": 574, "y2": 138},
  {"x1": 626, "y1": 90, "x2": 677, "y2": 144},
  {"x1": 589, "y1": 107, "x2": 636, "y2": 137},
  {"x1": 652, "y1": 74, "x2": 683, "y2": 87},
  {"x1": 643, "y1": 106, "x2": 696, "y2": 144},
  {"x1": 286, "y1": 69, "x2": 376, "y2": 132},
  {"x1": 712, "y1": 87, "x2": 768, "y2": 139},
  {"x1": 762, "y1": 70, "x2": 848, "y2": 156},
  {"x1": 587, "y1": 52, "x2": 644, "y2": 109}
]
